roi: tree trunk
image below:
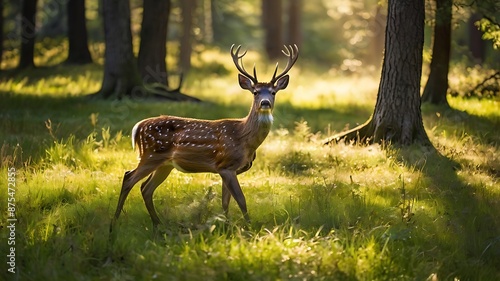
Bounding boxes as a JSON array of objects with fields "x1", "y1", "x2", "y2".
[
  {"x1": 66, "y1": 0, "x2": 92, "y2": 64},
  {"x1": 0, "y1": 0, "x2": 4, "y2": 70},
  {"x1": 180, "y1": 0, "x2": 196, "y2": 72},
  {"x1": 135, "y1": 0, "x2": 200, "y2": 102},
  {"x1": 18, "y1": 0, "x2": 37, "y2": 69},
  {"x1": 422, "y1": 0, "x2": 451, "y2": 106},
  {"x1": 94, "y1": 0, "x2": 142, "y2": 99},
  {"x1": 212, "y1": 0, "x2": 222, "y2": 43},
  {"x1": 468, "y1": 13, "x2": 485, "y2": 64},
  {"x1": 138, "y1": 0, "x2": 170, "y2": 86},
  {"x1": 202, "y1": 0, "x2": 213, "y2": 43},
  {"x1": 326, "y1": 0, "x2": 431, "y2": 147},
  {"x1": 262, "y1": 0, "x2": 283, "y2": 60},
  {"x1": 287, "y1": 0, "x2": 302, "y2": 47}
]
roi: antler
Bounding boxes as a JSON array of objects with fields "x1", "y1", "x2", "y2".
[
  {"x1": 230, "y1": 44, "x2": 258, "y2": 84},
  {"x1": 270, "y1": 44, "x2": 299, "y2": 84}
]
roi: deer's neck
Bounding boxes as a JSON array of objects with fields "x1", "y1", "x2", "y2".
[{"x1": 240, "y1": 106, "x2": 273, "y2": 151}]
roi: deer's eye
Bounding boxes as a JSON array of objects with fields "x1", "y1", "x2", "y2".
[{"x1": 271, "y1": 91, "x2": 276, "y2": 96}]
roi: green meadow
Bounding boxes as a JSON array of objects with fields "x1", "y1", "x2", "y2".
[{"x1": 1, "y1": 49, "x2": 499, "y2": 280}]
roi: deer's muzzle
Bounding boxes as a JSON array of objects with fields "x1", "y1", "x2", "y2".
[{"x1": 259, "y1": 99, "x2": 272, "y2": 110}]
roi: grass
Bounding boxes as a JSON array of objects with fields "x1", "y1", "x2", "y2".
[{"x1": 0, "y1": 51, "x2": 499, "y2": 280}]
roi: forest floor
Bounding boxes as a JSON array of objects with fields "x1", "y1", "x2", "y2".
[{"x1": 1, "y1": 57, "x2": 499, "y2": 280}]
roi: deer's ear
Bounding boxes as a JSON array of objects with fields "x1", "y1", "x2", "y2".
[
  {"x1": 274, "y1": 75, "x2": 289, "y2": 90},
  {"x1": 238, "y1": 74, "x2": 253, "y2": 91}
]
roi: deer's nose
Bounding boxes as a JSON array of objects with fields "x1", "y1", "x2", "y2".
[{"x1": 260, "y1": 99, "x2": 271, "y2": 109}]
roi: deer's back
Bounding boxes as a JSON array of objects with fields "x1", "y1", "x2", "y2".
[{"x1": 132, "y1": 116, "x2": 254, "y2": 173}]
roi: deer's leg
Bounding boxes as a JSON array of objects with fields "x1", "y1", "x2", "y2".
[
  {"x1": 222, "y1": 182, "x2": 231, "y2": 216},
  {"x1": 219, "y1": 170, "x2": 250, "y2": 222},
  {"x1": 113, "y1": 160, "x2": 164, "y2": 223},
  {"x1": 140, "y1": 165, "x2": 173, "y2": 228}
]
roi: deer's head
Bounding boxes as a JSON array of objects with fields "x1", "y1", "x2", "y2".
[{"x1": 231, "y1": 45, "x2": 299, "y2": 117}]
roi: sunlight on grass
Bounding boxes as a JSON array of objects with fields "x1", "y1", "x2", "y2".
[
  {"x1": 0, "y1": 67, "x2": 102, "y2": 97},
  {"x1": 283, "y1": 75, "x2": 378, "y2": 109},
  {"x1": 448, "y1": 96, "x2": 500, "y2": 119}
]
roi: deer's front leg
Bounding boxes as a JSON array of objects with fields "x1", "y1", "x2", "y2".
[{"x1": 219, "y1": 169, "x2": 250, "y2": 222}]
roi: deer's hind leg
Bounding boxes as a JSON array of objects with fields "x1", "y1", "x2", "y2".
[
  {"x1": 140, "y1": 165, "x2": 174, "y2": 228},
  {"x1": 113, "y1": 159, "x2": 165, "y2": 223}
]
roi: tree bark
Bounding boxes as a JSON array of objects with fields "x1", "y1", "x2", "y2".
[
  {"x1": 66, "y1": 0, "x2": 92, "y2": 64},
  {"x1": 18, "y1": 0, "x2": 38, "y2": 69},
  {"x1": 262, "y1": 0, "x2": 283, "y2": 60},
  {"x1": 287, "y1": 0, "x2": 302, "y2": 47},
  {"x1": 138, "y1": 0, "x2": 170, "y2": 86},
  {"x1": 326, "y1": 0, "x2": 431, "y2": 147},
  {"x1": 94, "y1": 0, "x2": 142, "y2": 99},
  {"x1": 180, "y1": 0, "x2": 196, "y2": 72},
  {"x1": 422, "y1": 0, "x2": 451, "y2": 106}
]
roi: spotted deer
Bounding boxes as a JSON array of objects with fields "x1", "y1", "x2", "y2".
[{"x1": 112, "y1": 45, "x2": 299, "y2": 228}]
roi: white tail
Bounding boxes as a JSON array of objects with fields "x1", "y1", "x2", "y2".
[{"x1": 112, "y1": 45, "x2": 299, "y2": 228}]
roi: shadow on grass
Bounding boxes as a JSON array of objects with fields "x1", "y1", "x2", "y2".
[
  {"x1": 0, "y1": 63, "x2": 103, "y2": 84},
  {"x1": 423, "y1": 103, "x2": 499, "y2": 179},
  {"x1": 422, "y1": 103, "x2": 500, "y2": 145},
  {"x1": 396, "y1": 146, "x2": 500, "y2": 279},
  {"x1": 278, "y1": 141, "x2": 500, "y2": 279}
]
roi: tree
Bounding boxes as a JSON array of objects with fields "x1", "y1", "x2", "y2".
[
  {"x1": 422, "y1": 0, "x2": 452, "y2": 105},
  {"x1": 94, "y1": 0, "x2": 142, "y2": 99},
  {"x1": 0, "y1": 0, "x2": 4, "y2": 69},
  {"x1": 201, "y1": 0, "x2": 213, "y2": 43},
  {"x1": 18, "y1": 0, "x2": 37, "y2": 69},
  {"x1": 287, "y1": 0, "x2": 302, "y2": 47},
  {"x1": 66, "y1": 0, "x2": 92, "y2": 64},
  {"x1": 138, "y1": 0, "x2": 170, "y2": 86},
  {"x1": 93, "y1": 0, "x2": 199, "y2": 101},
  {"x1": 179, "y1": 0, "x2": 196, "y2": 72},
  {"x1": 325, "y1": 0, "x2": 431, "y2": 146},
  {"x1": 262, "y1": 0, "x2": 283, "y2": 60}
]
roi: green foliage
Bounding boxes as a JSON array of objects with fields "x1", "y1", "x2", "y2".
[
  {"x1": 478, "y1": 18, "x2": 500, "y2": 50},
  {"x1": 448, "y1": 64, "x2": 500, "y2": 99}
]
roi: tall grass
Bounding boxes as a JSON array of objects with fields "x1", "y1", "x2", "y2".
[{"x1": 1, "y1": 54, "x2": 499, "y2": 280}]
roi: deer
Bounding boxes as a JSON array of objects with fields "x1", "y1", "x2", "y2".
[{"x1": 111, "y1": 44, "x2": 299, "y2": 229}]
